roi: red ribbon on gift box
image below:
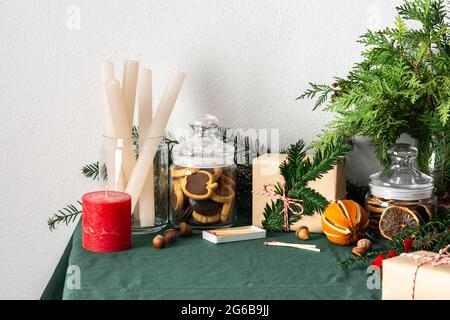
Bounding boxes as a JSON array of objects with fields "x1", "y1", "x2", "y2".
[
  {"x1": 401, "y1": 244, "x2": 450, "y2": 300},
  {"x1": 253, "y1": 184, "x2": 304, "y2": 231}
]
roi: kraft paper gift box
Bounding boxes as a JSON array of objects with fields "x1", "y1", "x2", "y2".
[
  {"x1": 382, "y1": 251, "x2": 450, "y2": 300},
  {"x1": 252, "y1": 153, "x2": 346, "y2": 233}
]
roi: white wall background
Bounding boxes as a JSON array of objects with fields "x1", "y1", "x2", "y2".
[{"x1": 0, "y1": 0, "x2": 403, "y2": 299}]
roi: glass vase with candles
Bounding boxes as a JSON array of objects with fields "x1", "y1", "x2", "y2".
[
  {"x1": 101, "y1": 135, "x2": 169, "y2": 234},
  {"x1": 170, "y1": 114, "x2": 237, "y2": 229}
]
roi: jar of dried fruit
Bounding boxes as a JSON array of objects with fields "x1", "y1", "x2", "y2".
[
  {"x1": 170, "y1": 114, "x2": 236, "y2": 229},
  {"x1": 365, "y1": 143, "x2": 435, "y2": 240}
]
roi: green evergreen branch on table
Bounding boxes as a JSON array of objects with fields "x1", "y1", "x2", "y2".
[
  {"x1": 339, "y1": 208, "x2": 450, "y2": 270},
  {"x1": 297, "y1": 0, "x2": 450, "y2": 197},
  {"x1": 262, "y1": 139, "x2": 351, "y2": 232},
  {"x1": 48, "y1": 201, "x2": 82, "y2": 231}
]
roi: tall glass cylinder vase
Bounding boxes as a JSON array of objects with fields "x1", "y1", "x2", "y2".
[{"x1": 101, "y1": 136, "x2": 169, "y2": 234}]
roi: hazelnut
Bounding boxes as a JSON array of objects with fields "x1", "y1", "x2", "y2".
[
  {"x1": 163, "y1": 228, "x2": 178, "y2": 242},
  {"x1": 295, "y1": 226, "x2": 310, "y2": 240},
  {"x1": 179, "y1": 222, "x2": 192, "y2": 237},
  {"x1": 152, "y1": 235, "x2": 166, "y2": 249},
  {"x1": 357, "y1": 238, "x2": 372, "y2": 251},
  {"x1": 351, "y1": 246, "x2": 367, "y2": 259}
]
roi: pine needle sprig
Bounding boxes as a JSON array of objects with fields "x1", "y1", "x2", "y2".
[
  {"x1": 48, "y1": 201, "x2": 82, "y2": 231},
  {"x1": 262, "y1": 139, "x2": 351, "y2": 231},
  {"x1": 81, "y1": 162, "x2": 108, "y2": 181},
  {"x1": 339, "y1": 207, "x2": 450, "y2": 270}
]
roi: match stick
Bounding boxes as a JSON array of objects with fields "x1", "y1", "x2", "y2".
[
  {"x1": 208, "y1": 228, "x2": 257, "y2": 236},
  {"x1": 264, "y1": 241, "x2": 320, "y2": 252}
]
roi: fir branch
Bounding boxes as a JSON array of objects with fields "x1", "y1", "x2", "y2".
[
  {"x1": 262, "y1": 139, "x2": 351, "y2": 231},
  {"x1": 48, "y1": 201, "x2": 82, "y2": 231},
  {"x1": 81, "y1": 162, "x2": 107, "y2": 182},
  {"x1": 288, "y1": 186, "x2": 329, "y2": 216},
  {"x1": 339, "y1": 252, "x2": 380, "y2": 271},
  {"x1": 339, "y1": 209, "x2": 450, "y2": 270},
  {"x1": 294, "y1": 141, "x2": 351, "y2": 185}
]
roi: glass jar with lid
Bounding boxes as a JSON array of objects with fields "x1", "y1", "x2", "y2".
[
  {"x1": 170, "y1": 114, "x2": 237, "y2": 229},
  {"x1": 365, "y1": 143, "x2": 435, "y2": 239}
]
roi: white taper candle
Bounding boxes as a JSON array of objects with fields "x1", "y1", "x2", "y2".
[
  {"x1": 122, "y1": 60, "x2": 140, "y2": 127},
  {"x1": 138, "y1": 68, "x2": 155, "y2": 227},
  {"x1": 126, "y1": 70, "x2": 185, "y2": 211},
  {"x1": 104, "y1": 79, "x2": 137, "y2": 183},
  {"x1": 101, "y1": 61, "x2": 120, "y2": 190}
]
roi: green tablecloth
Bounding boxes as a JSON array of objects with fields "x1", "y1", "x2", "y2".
[{"x1": 43, "y1": 220, "x2": 381, "y2": 300}]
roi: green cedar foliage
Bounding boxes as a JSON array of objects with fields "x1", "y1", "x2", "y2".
[{"x1": 298, "y1": 0, "x2": 450, "y2": 197}]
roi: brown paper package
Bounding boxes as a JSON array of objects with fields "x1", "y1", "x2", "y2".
[
  {"x1": 382, "y1": 251, "x2": 450, "y2": 300},
  {"x1": 252, "y1": 153, "x2": 346, "y2": 233}
]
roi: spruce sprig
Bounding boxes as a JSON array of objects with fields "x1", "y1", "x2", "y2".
[
  {"x1": 47, "y1": 201, "x2": 82, "y2": 231},
  {"x1": 81, "y1": 162, "x2": 100, "y2": 180},
  {"x1": 262, "y1": 139, "x2": 351, "y2": 231},
  {"x1": 339, "y1": 207, "x2": 450, "y2": 270}
]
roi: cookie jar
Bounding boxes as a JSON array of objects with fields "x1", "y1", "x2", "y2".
[
  {"x1": 170, "y1": 114, "x2": 237, "y2": 229},
  {"x1": 365, "y1": 143, "x2": 434, "y2": 239}
]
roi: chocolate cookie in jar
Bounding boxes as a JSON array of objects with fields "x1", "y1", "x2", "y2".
[
  {"x1": 365, "y1": 143, "x2": 435, "y2": 239},
  {"x1": 170, "y1": 114, "x2": 236, "y2": 229}
]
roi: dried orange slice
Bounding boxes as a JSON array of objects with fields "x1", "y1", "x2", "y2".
[{"x1": 379, "y1": 206, "x2": 419, "y2": 240}]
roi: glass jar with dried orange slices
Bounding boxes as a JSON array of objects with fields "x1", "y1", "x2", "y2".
[{"x1": 365, "y1": 144, "x2": 435, "y2": 240}]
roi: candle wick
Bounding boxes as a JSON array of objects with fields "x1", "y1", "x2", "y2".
[
  {"x1": 106, "y1": 49, "x2": 117, "y2": 62},
  {"x1": 135, "y1": 54, "x2": 143, "y2": 65}
]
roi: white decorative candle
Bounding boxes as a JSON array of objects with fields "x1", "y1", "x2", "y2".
[
  {"x1": 101, "y1": 61, "x2": 122, "y2": 190},
  {"x1": 104, "y1": 79, "x2": 137, "y2": 183},
  {"x1": 138, "y1": 68, "x2": 155, "y2": 227},
  {"x1": 126, "y1": 70, "x2": 185, "y2": 211},
  {"x1": 122, "y1": 60, "x2": 139, "y2": 127}
]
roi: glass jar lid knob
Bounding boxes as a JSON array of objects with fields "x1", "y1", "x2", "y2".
[{"x1": 369, "y1": 143, "x2": 434, "y2": 200}]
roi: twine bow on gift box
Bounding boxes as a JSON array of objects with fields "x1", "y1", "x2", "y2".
[
  {"x1": 401, "y1": 244, "x2": 450, "y2": 300},
  {"x1": 253, "y1": 184, "x2": 304, "y2": 231}
]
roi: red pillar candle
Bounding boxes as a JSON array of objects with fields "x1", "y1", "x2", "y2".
[{"x1": 82, "y1": 191, "x2": 132, "y2": 252}]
